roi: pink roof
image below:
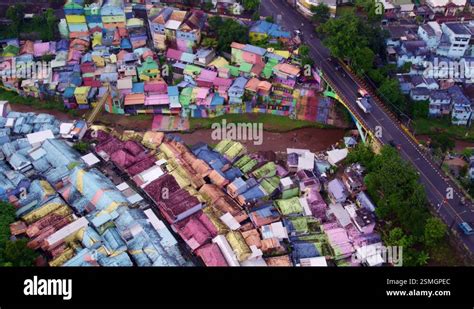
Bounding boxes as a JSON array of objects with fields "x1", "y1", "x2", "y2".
[
  {"x1": 124, "y1": 140, "x2": 144, "y2": 156},
  {"x1": 196, "y1": 243, "x2": 228, "y2": 266},
  {"x1": 34, "y1": 42, "x2": 50, "y2": 57},
  {"x1": 145, "y1": 94, "x2": 169, "y2": 105},
  {"x1": 198, "y1": 69, "x2": 217, "y2": 82},
  {"x1": 144, "y1": 81, "x2": 167, "y2": 93},
  {"x1": 166, "y1": 48, "x2": 183, "y2": 61},
  {"x1": 111, "y1": 149, "x2": 138, "y2": 169},
  {"x1": 325, "y1": 227, "x2": 354, "y2": 256},
  {"x1": 196, "y1": 87, "x2": 209, "y2": 99},
  {"x1": 213, "y1": 77, "x2": 232, "y2": 88}
]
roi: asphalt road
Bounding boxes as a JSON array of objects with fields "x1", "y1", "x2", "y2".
[{"x1": 261, "y1": 0, "x2": 474, "y2": 255}]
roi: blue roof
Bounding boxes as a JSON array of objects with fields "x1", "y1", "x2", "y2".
[
  {"x1": 241, "y1": 184, "x2": 266, "y2": 200},
  {"x1": 132, "y1": 82, "x2": 144, "y2": 93},
  {"x1": 250, "y1": 20, "x2": 291, "y2": 39},
  {"x1": 210, "y1": 94, "x2": 225, "y2": 106},
  {"x1": 168, "y1": 86, "x2": 179, "y2": 96},
  {"x1": 292, "y1": 241, "x2": 320, "y2": 262},
  {"x1": 230, "y1": 77, "x2": 248, "y2": 90},
  {"x1": 121, "y1": 38, "x2": 132, "y2": 49},
  {"x1": 242, "y1": 44, "x2": 267, "y2": 56}
]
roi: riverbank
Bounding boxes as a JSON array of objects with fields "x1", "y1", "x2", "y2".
[
  {"x1": 177, "y1": 127, "x2": 346, "y2": 152},
  {"x1": 7, "y1": 95, "x2": 349, "y2": 151}
]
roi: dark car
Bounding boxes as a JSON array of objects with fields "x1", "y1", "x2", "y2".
[{"x1": 388, "y1": 140, "x2": 401, "y2": 150}]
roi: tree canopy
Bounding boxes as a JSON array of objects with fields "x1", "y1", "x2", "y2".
[
  {"x1": 347, "y1": 145, "x2": 450, "y2": 265},
  {"x1": 310, "y1": 3, "x2": 330, "y2": 24},
  {"x1": 243, "y1": 0, "x2": 260, "y2": 11},
  {"x1": 208, "y1": 17, "x2": 249, "y2": 52},
  {"x1": 0, "y1": 201, "x2": 37, "y2": 266}
]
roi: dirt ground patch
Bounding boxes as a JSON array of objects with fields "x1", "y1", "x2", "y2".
[{"x1": 177, "y1": 127, "x2": 346, "y2": 153}]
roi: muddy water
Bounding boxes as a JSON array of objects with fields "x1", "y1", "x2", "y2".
[{"x1": 177, "y1": 127, "x2": 346, "y2": 153}]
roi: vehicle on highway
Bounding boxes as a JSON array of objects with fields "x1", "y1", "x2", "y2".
[
  {"x1": 356, "y1": 97, "x2": 372, "y2": 114},
  {"x1": 459, "y1": 222, "x2": 474, "y2": 235},
  {"x1": 294, "y1": 29, "x2": 302, "y2": 36},
  {"x1": 358, "y1": 88, "x2": 370, "y2": 98},
  {"x1": 388, "y1": 140, "x2": 401, "y2": 150}
]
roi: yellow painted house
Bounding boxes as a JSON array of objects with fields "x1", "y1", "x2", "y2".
[
  {"x1": 74, "y1": 86, "x2": 91, "y2": 104},
  {"x1": 66, "y1": 15, "x2": 86, "y2": 24}
]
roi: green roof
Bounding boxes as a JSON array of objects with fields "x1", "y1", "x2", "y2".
[
  {"x1": 226, "y1": 65, "x2": 240, "y2": 77},
  {"x1": 234, "y1": 155, "x2": 252, "y2": 169},
  {"x1": 2, "y1": 45, "x2": 19, "y2": 57},
  {"x1": 275, "y1": 197, "x2": 303, "y2": 215},
  {"x1": 261, "y1": 63, "x2": 276, "y2": 79},
  {"x1": 260, "y1": 176, "x2": 280, "y2": 194},
  {"x1": 184, "y1": 65, "x2": 202, "y2": 76},
  {"x1": 241, "y1": 159, "x2": 258, "y2": 174},
  {"x1": 281, "y1": 186, "x2": 300, "y2": 199},
  {"x1": 252, "y1": 162, "x2": 277, "y2": 179},
  {"x1": 239, "y1": 62, "x2": 253, "y2": 73}
]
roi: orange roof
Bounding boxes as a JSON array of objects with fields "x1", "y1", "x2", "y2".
[
  {"x1": 230, "y1": 42, "x2": 246, "y2": 50},
  {"x1": 258, "y1": 81, "x2": 272, "y2": 92},
  {"x1": 208, "y1": 170, "x2": 229, "y2": 188},
  {"x1": 170, "y1": 10, "x2": 187, "y2": 21},
  {"x1": 245, "y1": 78, "x2": 261, "y2": 92},
  {"x1": 124, "y1": 93, "x2": 145, "y2": 105},
  {"x1": 242, "y1": 229, "x2": 262, "y2": 248},
  {"x1": 274, "y1": 63, "x2": 300, "y2": 76},
  {"x1": 265, "y1": 255, "x2": 292, "y2": 266},
  {"x1": 69, "y1": 31, "x2": 90, "y2": 39}
]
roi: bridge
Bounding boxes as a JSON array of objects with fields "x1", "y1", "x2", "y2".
[
  {"x1": 321, "y1": 70, "x2": 382, "y2": 153},
  {"x1": 262, "y1": 0, "x2": 474, "y2": 259}
]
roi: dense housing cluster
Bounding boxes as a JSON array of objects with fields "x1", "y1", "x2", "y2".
[
  {"x1": 0, "y1": 98, "x2": 387, "y2": 266},
  {"x1": 0, "y1": 0, "x2": 339, "y2": 131}
]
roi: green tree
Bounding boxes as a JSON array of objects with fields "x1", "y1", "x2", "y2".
[
  {"x1": 355, "y1": 0, "x2": 383, "y2": 24},
  {"x1": 265, "y1": 16, "x2": 274, "y2": 23},
  {"x1": 399, "y1": 61, "x2": 412, "y2": 73},
  {"x1": 208, "y1": 15, "x2": 223, "y2": 32},
  {"x1": 367, "y1": 68, "x2": 385, "y2": 85},
  {"x1": 461, "y1": 148, "x2": 473, "y2": 159},
  {"x1": 202, "y1": 37, "x2": 218, "y2": 49},
  {"x1": 6, "y1": 5, "x2": 25, "y2": 35},
  {"x1": 212, "y1": 18, "x2": 249, "y2": 52},
  {"x1": 415, "y1": 250, "x2": 430, "y2": 266},
  {"x1": 203, "y1": 1, "x2": 214, "y2": 11},
  {"x1": 431, "y1": 133, "x2": 455, "y2": 153},
  {"x1": 44, "y1": 8, "x2": 58, "y2": 41},
  {"x1": 0, "y1": 201, "x2": 16, "y2": 246},
  {"x1": 412, "y1": 100, "x2": 429, "y2": 119},
  {"x1": 252, "y1": 11, "x2": 261, "y2": 21},
  {"x1": 310, "y1": 3, "x2": 330, "y2": 24},
  {"x1": 351, "y1": 46, "x2": 375, "y2": 76},
  {"x1": 319, "y1": 11, "x2": 367, "y2": 59},
  {"x1": 364, "y1": 146, "x2": 429, "y2": 237},
  {"x1": 346, "y1": 143, "x2": 375, "y2": 169},
  {"x1": 243, "y1": 0, "x2": 260, "y2": 11},
  {"x1": 1, "y1": 239, "x2": 37, "y2": 266},
  {"x1": 378, "y1": 78, "x2": 407, "y2": 113},
  {"x1": 299, "y1": 44, "x2": 310, "y2": 57},
  {"x1": 73, "y1": 141, "x2": 90, "y2": 154},
  {"x1": 424, "y1": 217, "x2": 447, "y2": 247}
]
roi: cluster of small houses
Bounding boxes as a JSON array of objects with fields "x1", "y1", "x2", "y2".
[
  {"x1": 0, "y1": 0, "x2": 337, "y2": 131},
  {"x1": 0, "y1": 100, "x2": 386, "y2": 267},
  {"x1": 377, "y1": 2, "x2": 474, "y2": 126}
]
